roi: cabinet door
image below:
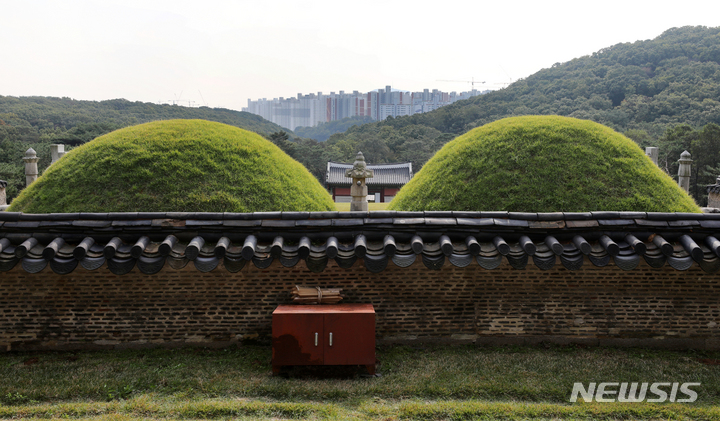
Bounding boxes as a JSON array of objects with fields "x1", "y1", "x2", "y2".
[
  {"x1": 272, "y1": 313, "x2": 324, "y2": 366},
  {"x1": 323, "y1": 313, "x2": 375, "y2": 366}
]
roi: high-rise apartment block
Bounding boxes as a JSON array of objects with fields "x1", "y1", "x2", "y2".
[{"x1": 243, "y1": 85, "x2": 488, "y2": 131}]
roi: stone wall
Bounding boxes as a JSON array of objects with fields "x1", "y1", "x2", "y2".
[{"x1": 1, "y1": 258, "x2": 719, "y2": 351}]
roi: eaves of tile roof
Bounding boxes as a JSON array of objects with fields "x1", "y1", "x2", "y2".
[
  {"x1": 326, "y1": 162, "x2": 412, "y2": 186},
  {"x1": 1, "y1": 211, "x2": 720, "y2": 275}
]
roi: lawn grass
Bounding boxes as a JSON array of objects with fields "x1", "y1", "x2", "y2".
[
  {"x1": 335, "y1": 202, "x2": 389, "y2": 211},
  {"x1": 0, "y1": 344, "x2": 718, "y2": 420},
  {"x1": 388, "y1": 116, "x2": 701, "y2": 212},
  {"x1": 8, "y1": 120, "x2": 336, "y2": 213}
]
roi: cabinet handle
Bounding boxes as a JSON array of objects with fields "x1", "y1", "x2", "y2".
[
  {"x1": 314, "y1": 332, "x2": 318, "y2": 346},
  {"x1": 329, "y1": 332, "x2": 333, "y2": 346}
]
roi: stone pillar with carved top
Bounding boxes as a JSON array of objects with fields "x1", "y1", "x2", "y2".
[
  {"x1": 23, "y1": 148, "x2": 39, "y2": 187},
  {"x1": 678, "y1": 150, "x2": 692, "y2": 193},
  {"x1": 345, "y1": 152, "x2": 374, "y2": 212}
]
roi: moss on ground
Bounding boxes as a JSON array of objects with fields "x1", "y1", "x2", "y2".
[
  {"x1": 389, "y1": 116, "x2": 701, "y2": 212},
  {"x1": 8, "y1": 119, "x2": 335, "y2": 213}
]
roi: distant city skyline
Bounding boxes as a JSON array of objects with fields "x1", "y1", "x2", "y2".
[
  {"x1": 243, "y1": 85, "x2": 488, "y2": 130},
  {"x1": 2, "y1": 1, "x2": 719, "y2": 112}
]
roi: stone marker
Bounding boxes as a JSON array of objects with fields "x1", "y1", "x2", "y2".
[
  {"x1": 50, "y1": 144, "x2": 65, "y2": 164},
  {"x1": 345, "y1": 152, "x2": 374, "y2": 212},
  {"x1": 678, "y1": 150, "x2": 692, "y2": 193},
  {"x1": 23, "y1": 148, "x2": 39, "y2": 186},
  {"x1": 645, "y1": 147, "x2": 658, "y2": 166},
  {"x1": 707, "y1": 176, "x2": 720, "y2": 208}
]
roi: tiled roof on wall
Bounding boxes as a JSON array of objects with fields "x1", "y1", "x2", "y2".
[
  {"x1": 326, "y1": 162, "x2": 412, "y2": 186},
  {"x1": 1, "y1": 211, "x2": 720, "y2": 275}
]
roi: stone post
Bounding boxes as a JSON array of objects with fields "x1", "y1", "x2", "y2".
[
  {"x1": 645, "y1": 147, "x2": 658, "y2": 166},
  {"x1": 0, "y1": 180, "x2": 7, "y2": 210},
  {"x1": 50, "y1": 144, "x2": 65, "y2": 164},
  {"x1": 678, "y1": 150, "x2": 692, "y2": 193},
  {"x1": 23, "y1": 148, "x2": 39, "y2": 186},
  {"x1": 345, "y1": 152, "x2": 374, "y2": 212},
  {"x1": 707, "y1": 176, "x2": 720, "y2": 208}
]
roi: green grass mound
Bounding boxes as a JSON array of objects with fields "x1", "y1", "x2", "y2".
[
  {"x1": 389, "y1": 116, "x2": 700, "y2": 212},
  {"x1": 9, "y1": 120, "x2": 335, "y2": 213}
]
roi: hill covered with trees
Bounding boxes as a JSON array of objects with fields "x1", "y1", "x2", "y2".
[
  {"x1": 294, "y1": 116, "x2": 374, "y2": 142},
  {"x1": 0, "y1": 96, "x2": 287, "y2": 200},
  {"x1": 4, "y1": 26, "x2": 720, "y2": 207},
  {"x1": 286, "y1": 25, "x2": 720, "y2": 205}
]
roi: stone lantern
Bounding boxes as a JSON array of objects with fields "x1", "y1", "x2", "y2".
[
  {"x1": 678, "y1": 150, "x2": 692, "y2": 193},
  {"x1": 345, "y1": 152, "x2": 374, "y2": 212},
  {"x1": 23, "y1": 148, "x2": 39, "y2": 186}
]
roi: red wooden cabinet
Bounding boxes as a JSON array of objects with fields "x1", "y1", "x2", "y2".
[{"x1": 272, "y1": 304, "x2": 375, "y2": 374}]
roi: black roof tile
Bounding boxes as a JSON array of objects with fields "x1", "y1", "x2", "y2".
[
  {"x1": 494, "y1": 218, "x2": 529, "y2": 227},
  {"x1": 508, "y1": 212, "x2": 539, "y2": 220},
  {"x1": 112, "y1": 220, "x2": 153, "y2": 227},
  {"x1": 48, "y1": 213, "x2": 82, "y2": 220},
  {"x1": 456, "y1": 218, "x2": 494, "y2": 226},
  {"x1": 563, "y1": 212, "x2": 593, "y2": 220},
  {"x1": 0, "y1": 212, "x2": 21, "y2": 221},
  {"x1": 333, "y1": 219, "x2": 365, "y2": 226},
  {"x1": 591, "y1": 211, "x2": 621, "y2": 219},
  {"x1": 368, "y1": 211, "x2": 398, "y2": 218},
  {"x1": 363, "y1": 218, "x2": 394, "y2": 225},
  {"x1": 700, "y1": 220, "x2": 720, "y2": 229},
  {"x1": 3, "y1": 211, "x2": 720, "y2": 274},
  {"x1": 424, "y1": 211, "x2": 455, "y2": 218},
  {"x1": 296, "y1": 219, "x2": 332, "y2": 227},
  {"x1": 223, "y1": 220, "x2": 262, "y2": 227},
  {"x1": 620, "y1": 212, "x2": 647, "y2": 219},
  {"x1": 137, "y1": 212, "x2": 171, "y2": 219},
  {"x1": 537, "y1": 212, "x2": 564, "y2": 221},
  {"x1": 71, "y1": 220, "x2": 112, "y2": 228},
  {"x1": 393, "y1": 218, "x2": 425, "y2": 225},
  {"x1": 39, "y1": 220, "x2": 74, "y2": 227},
  {"x1": 425, "y1": 218, "x2": 457, "y2": 225},
  {"x1": 635, "y1": 219, "x2": 669, "y2": 227},
  {"x1": 598, "y1": 219, "x2": 634, "y2": 226},
  {"x1": 480, "y1": 211, "x2": 509, "y2": 218},
  {"x1": 186, "y1": 220, "x2": 223, "y2": 226},
  {"x1": 281, "y1": 212, "x2": 310, "y2": 220},
  {"x1": 261, "y1": 220, "x2": 297, "y2": 228},
  {"x1": 566, "y1": 220, "x2": 599, "y2": 228},
  {"x1": 252, "y1": 212, "x2": 282, "y2": 219}
]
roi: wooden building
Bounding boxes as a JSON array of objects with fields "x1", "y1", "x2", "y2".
[{"x1": 326, "y1": 161, "x2": 412, "y2": 203}]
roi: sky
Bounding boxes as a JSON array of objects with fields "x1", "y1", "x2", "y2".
[{"x1": 2, "y1": 0, "x2": 720, "y2": 112}]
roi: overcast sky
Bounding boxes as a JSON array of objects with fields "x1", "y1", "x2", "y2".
[{"x1": 2, "y1": 0, "x2": 719, "y2": 111}]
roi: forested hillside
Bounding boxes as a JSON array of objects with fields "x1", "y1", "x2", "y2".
[
  {"x1": 277, "y1": 25, "x2": 720, "y2": 205},
  {"x1": 4, "y1": 26, "x2": 720, "y2": 207},
  {"x1": 294, "y1": 116, "x2": 374, "y2": 142},
  {"x1": 0, "y1": 96, "x2": 287, "y2": 200}
]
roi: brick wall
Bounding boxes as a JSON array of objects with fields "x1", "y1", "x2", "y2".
[{"x1": 1, "y1": 258, "x2": 719, "y2": 351}]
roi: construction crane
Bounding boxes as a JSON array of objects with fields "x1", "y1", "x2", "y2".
[{"x1": 436, "y1": 77, "x2": 486, "y2": 90}]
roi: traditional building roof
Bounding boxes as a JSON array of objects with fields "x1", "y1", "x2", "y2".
[
  {"x1": 2, "y1": 211, "x2": 720, "y2": 275},
  {"x1": 326, "y1": 162, "x2": 412, "y2": 186}
]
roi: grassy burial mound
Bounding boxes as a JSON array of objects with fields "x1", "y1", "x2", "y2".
[
  {"x1": 388, "y1": 116, "x2": 701, "y2": 212},
  {"x1": 8, "y1": 120, "x2": 335, "y2": 213}
]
